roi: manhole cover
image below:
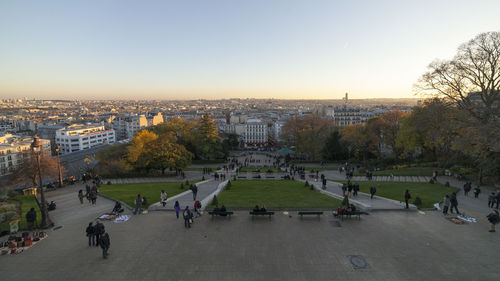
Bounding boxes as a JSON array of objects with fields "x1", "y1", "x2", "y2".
[
  {"x1": 52, "y1": 226, "x2": 63, "y2": 231},
  {"x1": 329, "y1": 221, "x2": 341, "y2": 227},
  {"x1": 347, "y1": 255, "x2": 369, "y2": 269}
]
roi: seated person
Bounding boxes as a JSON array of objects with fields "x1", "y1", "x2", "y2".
[
  {"x1": 260, "y1": 205, "x2": 267, "y2": 212},
  {"x1": 219, "y1": 205, "x2": 227, "y2": 216},
  {"x1": 47, "y1": 201, "x2": 56, "y2": 211},
  {"x1": 348, "y1": 204, "x2": 356, "y2": 212},
  {"x1": 112, "y1": 202, "x2": 124, "y2": 214},
  {"x1": 253, "y1": 205, "x2": 260, "y2": 213},
  {"x1": 212, "y1": 205, "x2": 220, "y2": 212}
]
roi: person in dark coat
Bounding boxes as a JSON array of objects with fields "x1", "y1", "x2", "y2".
[
  {"x1": 487, "y1": 210, "x2": 500, "y2": 232},
  {"x1": 473, "y1": 186, "x2": 481, "y2": 198},
  {"x1": 86, "y1": 222, "x2": 96, "y2": 246},
  {"x1": 26, "y1": 207, "x2": 37, "y2": 230},
  {"x1": 404, "y1": 190, "x2": 411, "y2": 209},
  {"x1": 369, "y1": 186, "x2": 376, "y2": 199},
  {"x1": 183, "y1": 207, "x2": 193, "y2": 228},
  {"x1": 95, "y1": 221, "x2": 105, "y2": 247},
  {"x1": 450, "y1": 192, "x2": 460, "y2": 214},
  {"x1": 99, "y1": 230, "x2": 110, "y2": 259},
  {"x1": 190, "y1": 184, "x2": 198, "y2": 200}
]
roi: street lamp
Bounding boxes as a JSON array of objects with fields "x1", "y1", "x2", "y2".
[
  {"x1": 31, "y1": 135, "x2": 53, "y2": 229},
  {"x1": 55, "y1": 144, "x2": 63, "y2": 188}
]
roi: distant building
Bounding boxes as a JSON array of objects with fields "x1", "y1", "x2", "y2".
[
  {"x1": 0, "y1": 134, "x2": 50, "y2": 176},
  {"x1": 146, "y1": 112, "x2": 164, "y2": 127},
  {"x1": 37, "y1": 124, "x2": 65, "y2": 154},
  {"x1": 243, "y1": 119, "x2": 268, "y2": 146},
  {"x1": 111, "y1": 115, "x2": 148, "y2": 140},
  {"x1": 332, "y1": 107, "x2": 374, "y2": 127},
  {"x1": 55, "y1": 124, "x2": 115, "y2": 155}
]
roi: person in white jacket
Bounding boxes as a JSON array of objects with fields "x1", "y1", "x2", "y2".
[{"x1": 160, "y1": 190, "x2": 168, "y2": 207}]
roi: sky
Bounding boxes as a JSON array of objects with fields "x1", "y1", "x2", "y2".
[{"x1": 0, "y1": 0, "x2": 499, "y2": 100}]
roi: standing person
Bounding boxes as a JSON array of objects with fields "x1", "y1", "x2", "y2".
[
  {"x1": 488, "y1": 192, "x2": 496, "y2": 208},
  {"x1": 353, "y1": 184, "x2": 359, "y2": 197},
  {"x1": 86, "y1": 222, "x2": 96, "y2": 246},
  {"x1": 183, "y1": 207, "x2": 192, "y2": 228},
  {"x1": 341, "y1": 184, "x2": 347, "y2": 196},
  {"x1": 450, "y1": 192, "x2": 460, "y2": 215},
  {"x1": 369, "y1": 186, "x2": 376, "y2": 199},
  {"x1": 486, "y1": 210, "x2": 500, "y2": 232},
  {"x1": 99, "y1": 230, "x2": 111, "y2": 259},
  {"x1": 194, "y1": 200, "x2": 202, "y2": 217},
  {"x1": 95, "y1": 221, "x2": 104, "y2": 247},
  {"x1": 90, "y1": 190, "x2": 97, "y2": 205},
  {"x1": 473, "y1": 186, "x2": 481, "y2": 198},
  {"x1": 85, "y1": 185, "x2": 91, "y2": 203},
  {"x1": 160, "y1": 190, "x2": 167, "y2": 207},
  {"x1": 404, "y1": 190, "x2": 411, "y2": 209},
  {"x1": 442, "y1": 195, "x2": 450, "y2": 215},
  {"x1": 134, "y1": 194, "x2": 143, "y2": 215},
  {"x1": 174, "y1": 201, "x2": 181, "y2": 219},
  {"x1": 78, "y1": 190, "x2": 85, "y2": 204},
  {"x1": 495, "y1": 190, "x2": 500, "y2": 209},
  {"x1": 190, "y1": 184, "x2": 198, "y2": 201},
  {"x1": 26, "y1": 207, "x2": 37, "y2": 230},
  {"x1": 347, "y1": 183, "x2": 353, "y2": 197},
  {"x1": 463, "y1": 183, "x2": 469, "y2": 196}
]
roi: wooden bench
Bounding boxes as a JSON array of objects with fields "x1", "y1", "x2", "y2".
[
  {"x1": 249, "y1": 211, "x2": 274, "y2": 219},
  {"x1": 298, "y1": 211, "x2": 323, "y2": 218},
  {"x1": 208, "y1": 211, "x2": 234, "y2": 218},
  {"x1": 339, "y1": 211, "x2": 368, "y2": 221}
]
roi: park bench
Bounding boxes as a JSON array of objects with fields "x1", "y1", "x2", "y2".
[
  {"x1": 238, "y1": 176, "x2": 247, "y2": 179},
  {"x1": 265, "y1": 176, "x2": 275, "y2": 179},
  {"x1": 298, "y1": 211, "x2": 323, "y2": 218},
  {"x1": 249, "y1": 211, "x2": 275, "y2": 219},
  {"x1": 208, "y1": 211, "x2": 234, "y2": 218},
  {"x1": 339, "y1": 211, "x2": 368, "y2": 221}
]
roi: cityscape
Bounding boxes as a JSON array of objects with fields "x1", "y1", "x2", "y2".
[{"x1": 0, "y1": 1, "x2": 499, "y2": 281}]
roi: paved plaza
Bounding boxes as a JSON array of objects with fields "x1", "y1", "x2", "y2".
[{"x1": 1, "y1": 155, "x2": 499, "y2": 281}]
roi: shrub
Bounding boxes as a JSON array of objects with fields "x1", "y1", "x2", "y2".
[
  {"x1": 429, "y1": 179, "x2": 435, "y2": 184},
  {"x1": 413, "y1": 197, "x2": 422, "y2": 206},
  {"x1": 107, "y1": 181, "x2": 112, "y2": 185},
  {"x1": 445, "y1": 181, "x2": 450, "y2": 187},
  {"x1": 180, "y1": 183, "x2": 184, "y2": 190},
  {"x1": 226, "y1": 180, "x2": 232, "y2": 190},
  {"x1": 305, "y1": 181, "x2": 309, "y2": 187},
  {"x1": 185, "y1": 180, "x2": 190, "y2": 185},
  {"x1": 212, "y1": 195, "x2": 218, "y2": 206}
]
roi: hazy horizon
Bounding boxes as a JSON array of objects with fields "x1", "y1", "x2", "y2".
[{"x1": 1, "y1": 0, "x2": 499, "y2": 100}]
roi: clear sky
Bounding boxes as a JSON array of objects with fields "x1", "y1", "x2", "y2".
[{"x1": 0, "y1": 0, "x2": 499, "y2": 100}]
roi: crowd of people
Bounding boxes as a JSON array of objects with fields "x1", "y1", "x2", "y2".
[{"x1": 85, "y1": 221, "x2": 110, "y2": 259}]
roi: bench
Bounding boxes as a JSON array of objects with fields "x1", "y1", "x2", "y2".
[
  {"x1": 238, "y1": 176, "x2": 247, "y2": 179},
  {"x1": 208, "y1": 211, "x2": 234, "y2": 218},
  {"x1": 298, "y1": 211, "x2": 323, "y2": 218},
  {"x1": 265, "y1": 176, "x2": 275, "y2": 179},
  {"x1": 249, "y1": 211, "x2": 274, "y2": 219},
  {"x1": 339, "y1": 211, "x2": 368, "y2": 221}
]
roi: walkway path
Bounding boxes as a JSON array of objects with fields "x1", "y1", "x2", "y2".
[
  {"x1": 304, "y1": 179, "x2": 417, "y2": 211},
  {"x1": 148, "y1": 179, "x2": 223, "y2": 211}
]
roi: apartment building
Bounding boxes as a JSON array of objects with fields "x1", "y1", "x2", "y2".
[
  {"x1": 55, "y1": 124, "x2": 115, "y2": 155},
  {"x1": 111, "y1": 115, "x2": 148, "y2": 140},
  {"x1": 0, "y1": 134, "x2": 51, "y2": 176}
]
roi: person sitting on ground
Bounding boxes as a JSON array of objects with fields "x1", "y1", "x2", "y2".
[
  {"x1": 47, "y1": 201, "x2": 56, "y2": 211},
  {"x1": 112, "y1": 202, "x2": 124, "y2": 214},
  {"x1": 253, "y1": 205, "x2": 260, "y2": 212}
]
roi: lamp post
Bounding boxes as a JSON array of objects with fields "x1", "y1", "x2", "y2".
[
  {"x1": 55, "y1": 144, "x2": 63, "y2": 188},
  {"x1": 31, "y1": 135, "x2": 53, "y2": 229}
]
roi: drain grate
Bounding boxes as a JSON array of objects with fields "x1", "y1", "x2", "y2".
[
  {"x1": 347, "y1": 255, "x2": 369, "y2": 270},
  {"x1": 329, "y1": 220, "x2": 341, "y2": 227}
]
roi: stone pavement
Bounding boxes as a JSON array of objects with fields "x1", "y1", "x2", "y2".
[{"x1": 2, "y1": 186, "x2": 499, "y2": 281}]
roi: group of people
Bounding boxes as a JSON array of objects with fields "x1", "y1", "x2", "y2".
[
  {"x1": 440, "y1": 192, "x2": 461, "y2": 215},
  {"x1": 85, "y1": 221, "x2": 110, "y2": 259},
  {"x1": 487, "y1": 190, "x2": 500, "y2": 209},
  {"x1": 80, "y1": 181, "x2": 100, "y2": 205},
  {"x1": 341, "y1": 181, "x2": 360, "y2": 197},
  {"x1": 252, "y1": 205, "x2": 267, "y2": 213},
  {"x1": 463, "y1": 182, "x2": 482, "y2": 198}
]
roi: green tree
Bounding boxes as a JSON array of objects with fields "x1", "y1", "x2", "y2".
[
  {"x1": 147, "y1": 133, "x2": 193, "y2": 174},
  {"x1": 322, "y1": 130, "x2": 348, "y2": 161}
]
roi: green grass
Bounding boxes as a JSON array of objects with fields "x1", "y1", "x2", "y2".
[
  {"x1": 213, "y1": 180, "x2": 341, "y2": 209},
  {"x1": 239, "y1": 167, "x2": 281, "y2": 172},
  {"x1": 356, "y1": 167, "x2": 442, "y2": 177},
  {"x1": 0, "y1": 195, "x2": 41, "y2": 232},
  {"x1": 334, "y1": 181, "x2": 458, "y2": 208},
  {"x1": 99, "y1": 181, "x2": 197, "y2": 208}
]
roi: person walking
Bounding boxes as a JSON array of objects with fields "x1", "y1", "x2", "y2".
[
  {"x1": 442, "y1": 195, "x2": 450, "y2": 215},
  {"x1": 99, "y1": 230, "x2": 111, "y2": 259},
  {"x1": 190, "y1": 184, "x2": 198, "y2": 201},
  {"x1": 353, "y1": 184, "x2": 359, "y2": 197},
  {"x1": 160, "y1": 190, "x2": 168, "y2": 207},
  {"x1": 450, "y1": 192, "x2": 460, "y2": 215},
  {"x1": 369, "y1": 186, "x2": 376, "y2": 199},
  {"x1": 78, "y1": 190, "x2": 85, "y2": 204},
  {"x1": 194, "y1": 200, "x2": 202, "y2": 217},
  {"x1": 134, "y1": 194, "x2": 143, "y2": 215},
  {"x1": 486, "y1": 210, "x2": 500, "y2": 232},
  {"x1": 341, "y1": 184, "x2": 347, "y2": 196},
  {"x1": 90, "y1": 190, "x2": 97, "y2": 205},
  {"x1": 26, "y1": 207, "x2": 37, "y2": 230},
  {"x1": 495, "y1": 190, "x2": 500, "y2": 209},
  {"x1": 95, "y1": 221, "x2": 104, "y2": 247},
  {"x1": 174, "y1": 201, "x2": 181, "y2": 219},
  {"x1": 473, "y1": 186, "x2": 481, "y2": 198},
  {"x1": 183, "y1": 206, "x2": 193, "y2": 228},
  {"x1": 404, "y1": 190, "x2": 411, "y2": 209},
  {"x1": 86, "y1": 222, "x2": 96, "y2": 246},
  {"x1": 488, "y1": 192, "x2": 496, "y2": 208}
]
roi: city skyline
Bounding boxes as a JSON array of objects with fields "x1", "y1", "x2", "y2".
[{"x1": 1, "y1": 0, "x2": 499, "y2": 100}]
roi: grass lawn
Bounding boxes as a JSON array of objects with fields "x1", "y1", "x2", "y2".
[
  {"x1": 212, "y1": 180, "x2": 341, "y2": 209},
  {"x1": 334, "y1": 181, "x2": 458, "y2": 208},
  {"x1": 99, "y1": 181, "x2": 197, "y2": 208},
  {"x1": 356, "y1": 167, "x2": 442, "y2": 177},
  {"x1": 239, "y1": 167, "x2": 281, "y2": 172},
  {"x1": 0, "y1": 195, "x2": 41, "y2": 232}
]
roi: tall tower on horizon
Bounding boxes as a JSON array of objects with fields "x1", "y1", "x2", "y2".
[{"x1": 343, "y1": 92, "x2": 349, "y2": 109}]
